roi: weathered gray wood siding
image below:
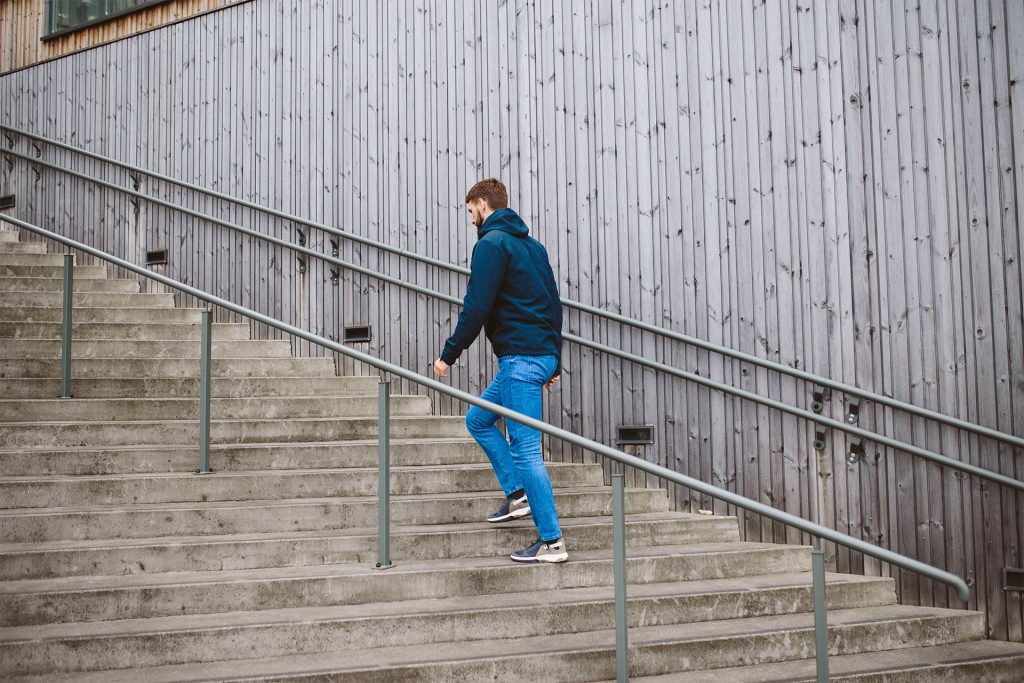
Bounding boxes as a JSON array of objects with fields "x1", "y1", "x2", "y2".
[{"x1": 1, "y1": 0, "x2": 1022, "y2": 641}]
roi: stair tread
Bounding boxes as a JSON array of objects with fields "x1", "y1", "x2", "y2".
[
  {"x1": 0, "y1": 571, "x2": 891, "y2": 642},
  {"x1": 0, "y1": 276, "x2": 138, "y2": 282},
  {"x1": 1, "y1": 414, "x2": 462, "y2": 427},
  {"x1": 0, "y1": 542, "x2": 803, "y2": 595},
  {"x1": 0, "y1": 306, "x2": 198, "y2": 311},
  {"x1": 623, "y1": 639, "x2": 1024, "y2": 681},
  {"x1": 0, "y1": 437, "x2": 477, "y2": 455},
  {"x1": 0, "y1": 460, "x2": 592, "y2": 483},
  {"x1": 0, "y1": 394, "x2": 424, "y2": 406},
  {"x1": 0, "y1": 485, "x2": 661, "y2": 518},
  {"x1": 2, "y1": 605, "x2": 982, "y2": 682},
  {"x1": 0, "y1": 511, "x2": 709, "y2": 553},
  {"x1": 0, "y1": 355, "x2": 331, "y2": 361}
]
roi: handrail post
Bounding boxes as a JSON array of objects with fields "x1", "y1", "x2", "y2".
[
  {"x1": 375, "y1": 377, "x2": 395, "y2": 570},
  {"x1": 59, "y1": 252, "x2": 73, "y2": 399},
  {"x1": 812, "y1": 536, "x2": 829, "y2": 683},
  {"x1": 0, "y1": 216, "x2": 975, "y2": 607},
  {"x1": 196, "y1": 307, "x2": 213, "y2": 474},
  {"x1": 612, "y1": 461, "x2": 628, "y2": 683}
]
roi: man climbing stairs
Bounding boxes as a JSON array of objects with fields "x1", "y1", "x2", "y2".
[{"x1": 1, "y1": 225, "x2": 1022, "y2": 681}]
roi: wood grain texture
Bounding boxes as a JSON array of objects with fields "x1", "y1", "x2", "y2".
[
  {"x1": 0, "y1": 0, "x2": 250, "y2": 75},
  {"x1": 1, "y1": 0, "x2": 1022, "y2": 641}
]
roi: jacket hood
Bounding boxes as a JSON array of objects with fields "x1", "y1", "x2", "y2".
[{"x1": 478, "y1": 207, "x2": 529, "y2": 238}]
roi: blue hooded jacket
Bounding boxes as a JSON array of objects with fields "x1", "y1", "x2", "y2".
[{"x1": 441, "y1": 208, "x2": 562, "y2": 377}]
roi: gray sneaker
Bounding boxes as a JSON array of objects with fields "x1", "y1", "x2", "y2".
[
  {"x1": 486, "y1": 494, "x2": 531, "y2": 523},
  {"x1": 510, "y1": 537, "x2": 569, "y2": 563}
]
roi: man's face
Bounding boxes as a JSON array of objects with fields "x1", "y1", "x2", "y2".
[{"x1": 467, "y1": 198, "x2": 488, "y2": 228}]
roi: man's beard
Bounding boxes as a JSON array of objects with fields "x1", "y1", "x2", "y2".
[{"x1": 472, "y1": 215, "x2": 483, "y2": 228}]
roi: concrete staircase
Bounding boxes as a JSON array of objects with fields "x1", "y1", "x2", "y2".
[{"x1": 2, "y1": 225, "x2": 1023, "y2": 681}]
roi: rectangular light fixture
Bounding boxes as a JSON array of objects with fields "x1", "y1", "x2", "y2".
[
  {"x1": 616, "y1": 425, "x2": 655, "y2": 446},
  {"x1": 343, "y1": 324, "x2": 372, "y2": 344}
]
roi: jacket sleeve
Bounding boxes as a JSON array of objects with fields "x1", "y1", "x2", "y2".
[{"x1": 440, "y1": 240, "x2": 506, "y2": 365}]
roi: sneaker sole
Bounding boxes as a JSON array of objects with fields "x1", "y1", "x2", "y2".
[
  {"x1": 486, "y1": 506, "x2": 532, "y2": 523},
  {"x1": 509, "y1": 552, "x2": 569, "y2": 564}
]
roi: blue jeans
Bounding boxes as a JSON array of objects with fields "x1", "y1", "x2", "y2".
[{"x1": 466, "y1": 354, "x2": 562, "y2": 542}]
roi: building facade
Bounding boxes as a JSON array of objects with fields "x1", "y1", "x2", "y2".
[{"x1": 2, "y1": 0, "x2": 1023, "y2": 641}]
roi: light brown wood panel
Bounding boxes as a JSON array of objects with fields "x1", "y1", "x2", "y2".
[
  {"x1": 1, "y1": 0, "x2": 1022, "y2": 641},
  {"x1": 0, "y1": 0, "x2": 249, "y2": 74}
]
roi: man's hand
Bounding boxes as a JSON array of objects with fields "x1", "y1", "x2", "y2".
[
  {"x1": 433, "y1": 358, "x2": 451, "y2": 378},
  {"x1": 545, "y1": 374, "x2": 560, "y2": 390}
]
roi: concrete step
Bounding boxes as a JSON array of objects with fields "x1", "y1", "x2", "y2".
[
  {"x1": 0, "y1": 338, "x2": 293, "y2": 359},
  {"x1": 0, "y1": 291, "x2": 176, "y2": 308},
  {"x1": 0, "y1": 230, "x2": 20, "y2": 242},
  {"x1": 0, "y1": 321, "x2": 251, "y2": 340},
  {"x1": 0, "y1": 375, "x2": 381, "y2": 400},
  {"x1": 0, "y1": 277, "x2": 139, "y2": 292},
  {"x1": 0, "y1": 252, "x2": 74, "y2": 266},
  {"x1": 0, "y1": 438, "x2": 484, "y2": 476},
  {"x1": 0, "y1": 487, "x2": 667, "y2": 542},
  {"x1": 0, "y1": 414, "x2": 467, "y2": 448},
  {"x1": 0, "y1": 604, "x2": 983, "y2": 681},
  {"x1": 0, "y1": 542, "x2": 805, "y2": 626},
  {"x1": 626, "y1": 640, "x2": 1024, "y2": 682},
  {"x1": 0, "y1": 512, "x2": 731, "y2": 579},
  {"x1": 0, "y1": 572, "x2": 893, "y2": 676},
  {"x1": 0, "y1": 461, "x2": 598, "y2": 509},
  {"x1": 0, "y1": 394, "x2": 433, "y2": 423},
  {"x1": 1, "y1": 264, "x2": 107, "y2": 279},
  {"x1": 0, "y1": 242, "x2": 48, "y2": 254},
  {"x1": 0, "y1": 305, "x2": 199, "y2": 322},
  {"x1": 2, "y1": 355, "x2": 337, "y2": 379}
]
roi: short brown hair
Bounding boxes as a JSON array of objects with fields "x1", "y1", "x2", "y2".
[{"x1": 465, "y1": 178, "x2": 508, "y2": 210}]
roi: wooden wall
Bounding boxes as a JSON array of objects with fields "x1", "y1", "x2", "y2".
[
  {"x1": 1, "y1": 0, "x2": 1022, "y2": 641},
  {"x1": 0, "y1": 0, "x2": 249, "y2": 75}
]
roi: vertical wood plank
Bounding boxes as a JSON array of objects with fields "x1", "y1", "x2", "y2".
[{"x1": 1, "y1": 0, "x2": 1022, "y2": 642}]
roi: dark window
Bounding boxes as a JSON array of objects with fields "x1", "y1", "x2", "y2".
[{"x1": 47, "y1": 0, "x2": 174, "y2": 37}]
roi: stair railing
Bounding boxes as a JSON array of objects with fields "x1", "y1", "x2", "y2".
[
  {"x1": 0, "y1": 213, "x2": 973, "y2": 683},
  {"x1": 3, "y1": 136, "x2": 1022, "y2": 498},
  {"x1": 2, "y1": 124, "x2": 1021, "y2": 457}
]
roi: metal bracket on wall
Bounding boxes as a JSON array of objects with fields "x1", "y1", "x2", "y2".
[
  {"x1": 330, "y1": 267, "x2": 340, "y2": 286},
  {"x1": 31, "y1": 143, "x2": 42, "y2": 159},
  {"x1": 846, "y1": 397, "x2": 861, "y2": 424},
  {"x1": 295, "y1": 227, "x2": 307, "y2": 247},
  {"x1": 297, "y1": 256, "x2": 307, "y2": 274},
  {"x1": 813, "y1": 425, "x2": 828, "y2": 452},
  {"x1": 330, "y1": 238, "x2": 340, "y2": 258},
  {"x1": 811, "y1": 386, "x2": 829, "y2": 414},
  {"x1": 846, "y1": 437, "x2": 864, "y2": 464}
]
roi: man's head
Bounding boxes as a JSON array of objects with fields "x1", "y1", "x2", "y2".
[{"x1": 465, "y1": 178, "x2": 508, "y2": 228}]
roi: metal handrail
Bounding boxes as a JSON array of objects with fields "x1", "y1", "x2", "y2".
[
  {"x1": 0, "y1": 213, "x2": 972, "y2": 598},
  {"x1": 0, "y1": 214, "x2": 972, "y2": 680},
  {"x1": 3, "y1": 146, "x2": 1022, "y2": 493},
  {"x1": 3, "y1": 123, "x2": 1022, "y2": 451}
]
